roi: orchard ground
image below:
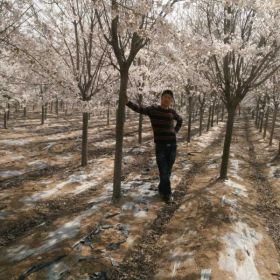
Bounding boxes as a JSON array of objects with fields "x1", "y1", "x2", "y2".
[{"x1": 0, "y1": 109, "x2": 280, "y2": 280}]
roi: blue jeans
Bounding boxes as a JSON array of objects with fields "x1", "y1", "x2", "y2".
[{"x1": 155, "y1": 143, "x2": 177, "y2": 196}]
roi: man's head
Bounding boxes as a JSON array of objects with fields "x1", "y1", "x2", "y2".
[{"x1": 161, "y1": 90, "x2": 174, "y2": 108}]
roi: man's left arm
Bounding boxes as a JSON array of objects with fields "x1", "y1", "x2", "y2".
[{"x1": 173, "y1": 110, "x2": 183, "y2": 133}]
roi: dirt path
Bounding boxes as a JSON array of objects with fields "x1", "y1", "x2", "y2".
[
  {"x1": 0, "y1": 112, "x2": 219, "y2": 279},
  {"x1": 109, "y1": 113, "x2": 280, "y2": 280}
]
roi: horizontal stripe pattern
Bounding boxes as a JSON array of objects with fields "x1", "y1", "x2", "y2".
[{"x1": 126, "y1": 101, "x2": 183, "y2": 144}]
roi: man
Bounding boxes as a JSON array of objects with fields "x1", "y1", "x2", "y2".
[{"x1": 125, "y1": 90, "x2": 183, "y2": 203}]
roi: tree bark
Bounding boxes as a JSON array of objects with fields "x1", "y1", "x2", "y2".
[
  {"x1": 269, "y1": 107, "x2": 278, "y2": 146},
  {"x1": 187, "y1": 95, "x2": 192, "y2": 143},
  {"x1": 41, "y1": 105, "x2": 45, "y2": 125},
  {"x1": 113, "y1": 69, "x2": 129, "y2": 200},
  {"x1": 7, "y1": 103, "x2": 10, "y2": 120},
  {"x1": 44, "y1": 103, "x2": 48, "y2": 120},
  {"x1": 107, "y1": 103, "x2": 110, "y2": 126},
  {"x1": 220, "y1": 108, "x2": 235, "y2": 179},
  {"x1": 81, "y1": 112, "x2": 89, "y2": 166},
  {"x1": 4, "y1": 111, "x2": 7, "y2": 129},
  {"x1": 211, "y1": 101, "x2": 215, "y2": 127},
  {"x1": 138, "y1": 94, "x2": 143, "y2": 144},
  {"x1": 23, "y1": 107, "x2": 27, "y2": 118},
  {"x1": 207, "y1": 105, "x2": 212, "y2": 131},
  {"x1": 263, "y1": 107, "x2": 269, "y2": 139},
  {"x1": 56, "y1": 98, "x2": 59, "y2": 115},
  {"x1": 199, "y1": 105, "x2": 204, "y2": 136}
]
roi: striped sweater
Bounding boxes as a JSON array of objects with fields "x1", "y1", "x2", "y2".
[{"x1": 126, "y1": 101, "x2": 183, "y2": 144}]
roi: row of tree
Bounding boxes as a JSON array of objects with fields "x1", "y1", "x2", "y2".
[{"x1": 1, "y1": 0, "x2": 280, "y2": 200}]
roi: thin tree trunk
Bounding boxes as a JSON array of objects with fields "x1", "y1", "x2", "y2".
[
  {"x1": 138, "y1": 94, "x2": 143, "y2": 144},
  {"x1": 4, "y1": 111, "x2": 7, "y2": 129},
  {"x1": 255, "y1": 99, "x2": 260, "y2": 127},
  {"x1": 263, "y1": 107, "x2": 269, "y2": 139},
  {"x1": 7, "y1": 103, "x2": 10, "y2": 120},
  {"x1": 107, "y1": 103, "x2": 110, "y2": 126},
  {"x1": 23, "y1": 106, "x2": 27, "y2": 118},
  {"x1": 269, "y1": 107, "x2": 278, "y2": 146},
  {"x1": 199, "y1": 106, "x2": 204, "y2": 136},
  {"x1": 220, "y1": 108, "x2": 235, "y2": 179},
  {"x1": 216, "y1": 103, "x2": 219, "y2": 124},
  {"x1": 81, "y1": 112, "x2": 89, "y2": 166},
  {"x1": 113, "y1": 69, "x2": 129, "y2": 200},
  {"x1": 207, "y1": 105, "x2": 212, "y2": 131},
  {"x1": 44, "y1": 103, "x2": 48, "y2": 120},
  {"x1": 187, "y1": 96, "x2": 192, "y2": 143},
  {"x1": 211, "y1": 101, "x2": 215, "y2": 127},
  {"x1": 259, "y1": 109, "x2": 265, "y2": 132},
  {"x1": 41, "y1": 105, "x2": 45, "y2": 125},
  {"x1": 56, "y1": 98, "x2": 59, "y2": 115}
]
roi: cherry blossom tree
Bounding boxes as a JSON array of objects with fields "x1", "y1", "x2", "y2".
[{"x1": 184, "y1": 0, "x2": 280, "y2": 179}]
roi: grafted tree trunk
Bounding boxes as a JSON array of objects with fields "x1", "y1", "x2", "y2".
[
  {"x1": 216, "y1": 103, "x2": 219, "y2": 124},
  {"x1": 138, "y1": 94, "x2": 143, "y2": 144},
  {"x1": 81, "y1": 112, "x2": 89, "y2": 166},
  {"x1": 207, "y1": 105, "x2": 212, "y2": 131},
  {"x1": 211, "y1": 100, "x2": 216, "y2": 127},
  {"x1": 263, "y1": 107, "x2": 269, "y2": 139},
  {"x1": 44, "y1": 103, "x2": 48, "y2": 120},
  {"x1": 220, "y1": 107, "x2": 235, "y2": 179},
  {"x1": 7, "y1": 103, "x2": 10, "y2": 120},
  {"x1": 4, "y1": 111, "x2": 8, "y2": 129},
  {"x1": 199, "y1": 106, "x2": 204, "y2": 136},
  {"x1": 187, "y1": 95, "x2": 193, "y2": 143},
  {"x1": 107, "y1": 103, "x2": 110, "y2": 126},
  {"x1": 41, "y1": 105, "x2": 45, "y2": 125},
  {"x1": 255, "y1": 98, "x2": 260, "y2": 127},
  {"x1": 113, "y1": 68, "x2": 129, "y2": 199},
  {"x1": 269, "y1": 107, "x2": 278, "y2": 146},
  {"x1": 56, "y1": 98, "x2": 59, "y2": 115}
]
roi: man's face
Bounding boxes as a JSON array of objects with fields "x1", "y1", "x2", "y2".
[{"x1": 161, "y1": 94, "x2": 173, "y2": 107}]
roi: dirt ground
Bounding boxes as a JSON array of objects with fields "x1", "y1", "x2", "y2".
[{"x1": 0, "y1": 109, "x2": 279, "y2": 280}]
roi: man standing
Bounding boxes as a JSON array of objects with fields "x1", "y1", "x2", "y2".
[{"x1": 125, "y1": 90, "x2": 183, "y2": 203}]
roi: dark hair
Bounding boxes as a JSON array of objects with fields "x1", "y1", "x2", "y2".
[{"x1": 161, "y1": 90, "x2": 175, "y2": 101}]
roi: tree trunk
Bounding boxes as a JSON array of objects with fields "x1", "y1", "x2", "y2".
[
  {"x1": 263, "y1": 107, "x2": 269, "y2": 139},
  {"x1": 207, "y1": 105, "x2": 212, "y2": 132},
  {"x1": 199, "y1": 106, "x2": 204, "y2": 136},
  {"x1": 269, "y1": 107, "x2": 278, "y2": 146},
  {"x1": 216, "y1": 103, "x2": 219, "y2": 124},
  {"x1": 81, "y1": 112, "x2": 89, "y2": 166},
  {"x1": 138, "y1": 94, "x2": 143, "y2": 144},
  {"x1": 113, "y1": 69, "x2": 129, "y2": 200},
  {"x1": 187, "y1": 96, "x2": 192, "y2": 143},
  {"x1": 7, "y1": 103, "x2": 10, "y2": 120},
  {"x1": 255, "y1": 99, "x2": 260, "y2": 127},
  {"x1": 259, "y1": 108, "x2": 265, "y2": 133},
  {"x1": 4, "y1": 111, "x2": 7, "y2": 129},
  {"x1": 107, "y1": 103, "x2": 110, "y2": 126},
  {"x1": 56, "y1": 98, "x2": 59, "y2": 115},
  {"x1": 41, "y1": 105, "x2": 45, "y2": 125},
  {"x1": 44, "y1": 103, "x2": 48, "y2": 120},
  {"x1": 211, "y1": 101, "x2": 215, "y2": 127},
  {"x1": 23, "y1": 106, "x2": 27, "y2": 118},
  {"x1": 220, "y1": 108, "x2": 235, "y2": 179}
]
